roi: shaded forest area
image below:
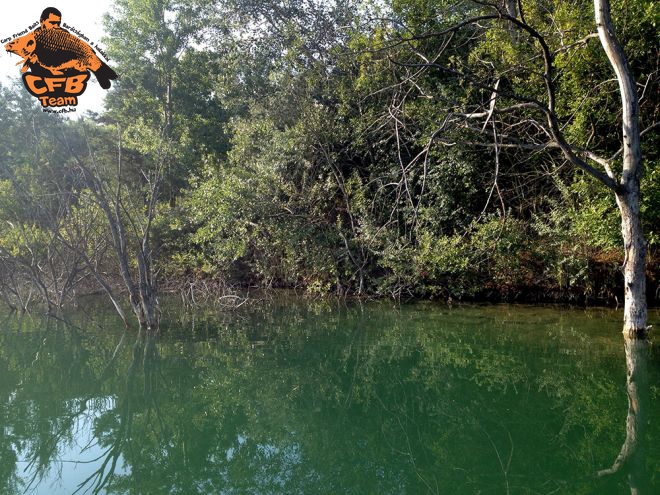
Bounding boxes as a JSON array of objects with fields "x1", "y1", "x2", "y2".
[{"x1": 0, "y1": 0, "x2": 658, "y2": 315}]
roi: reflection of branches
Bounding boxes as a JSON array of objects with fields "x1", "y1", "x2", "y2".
[
  {"x1": 75, "y1": 329, "x2": 161, "y2": 495},
  {"x1": 22, "y1": 400, "x2": 88, "y2": 492},
  {"x1": 479, "y1": 422, "x2": 513, "y2": 495},
  {"x1": 19, "y1": 319, "x2": 128, "y2": 493},
  {"x1": 371, "y1": 371, "x2": 440, "y2": 494},
  {"x1": 597, "y1": 338, "x2": 650, "y2": 494}
]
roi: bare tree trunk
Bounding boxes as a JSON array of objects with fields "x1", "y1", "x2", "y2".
[
  {"x1": 594, "y1": 0, "x2": 647, "y2": 337},
  {"x1": 72, "y1": 125, "x2": 160, "y2": 331},
  {"x1": 616, "y1": 192, "x2": 647, "y2": 338}
]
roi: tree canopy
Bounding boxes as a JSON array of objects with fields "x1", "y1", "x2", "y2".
[{"x1": 0, "y1": 0, "x2": 657, "y2": 318}]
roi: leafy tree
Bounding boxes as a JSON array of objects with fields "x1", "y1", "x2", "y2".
[
  {"x1": 103, "y1": 0, "x2": 227, "y2": 202},
  {"x1": 369, "y1": 0, "x2": 658, "y2": 332}
]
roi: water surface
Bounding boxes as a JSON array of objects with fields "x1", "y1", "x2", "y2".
[{"x1": 0, "y1": 298, "x2": 658, "y2": 494}]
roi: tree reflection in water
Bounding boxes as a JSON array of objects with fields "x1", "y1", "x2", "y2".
[
  {"x1": 76, "y1": 329, "x2": 159, "y2": 494},
  {"x1": 0, "y1": 302, "x2": 657, "y2": 494},
  {"x1": 0, "y1": 316, "x2": 128, "y2": 495},
  {"x1": 599, "y1": 337, "x2": 651, "y2": 494}
]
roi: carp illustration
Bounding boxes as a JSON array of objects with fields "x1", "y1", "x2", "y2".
[{"x1": 5, "y1": 29, "x2": 117, "y2": 89}]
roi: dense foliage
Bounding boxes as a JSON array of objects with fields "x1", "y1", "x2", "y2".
[{"x1": 0, "y1": 0, "x2": 658, "y2": 310}]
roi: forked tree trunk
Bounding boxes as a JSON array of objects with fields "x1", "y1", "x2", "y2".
[{"x1": 594, "y1": 0, "x2": 647, "y2": 338}]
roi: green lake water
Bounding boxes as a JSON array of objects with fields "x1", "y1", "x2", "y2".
[{"x1": 0, "y1": 297, "x2": 658, "y2": 494}]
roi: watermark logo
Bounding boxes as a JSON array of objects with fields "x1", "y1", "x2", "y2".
[{"x1": 3, "y1": 7, "x2": 117, "y2": 111}]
